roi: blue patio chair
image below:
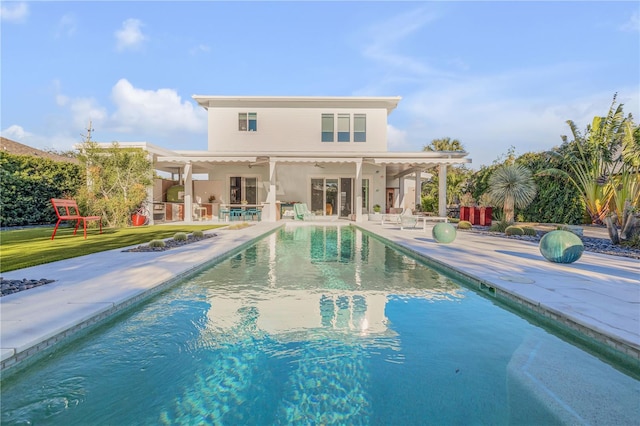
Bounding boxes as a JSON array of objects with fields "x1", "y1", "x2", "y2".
[
  {"x1": 230, "y1": 208, "x2": 245, "y2": 221},
  {"x1": 246, "y1": 208, "x2": 261, "y2": 221}
]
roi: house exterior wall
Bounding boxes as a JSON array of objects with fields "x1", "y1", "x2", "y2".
[{"x1": 207, "y1": 107, "x2": 389, "y2": 152}]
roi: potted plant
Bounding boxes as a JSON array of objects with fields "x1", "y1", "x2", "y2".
[
  {"x1": 208, "y1": 195, "x2": 216, "y2": 203},
  {"x1": 368, "y1": 204, "x2": 382, "y2": 221}
]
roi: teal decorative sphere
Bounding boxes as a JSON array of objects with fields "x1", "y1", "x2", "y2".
[
  {"x1": 539, "y1": 230, "x2": 584, "y2": 263},
  {"x1": 432, "y1": 222, "x2": 457, "y2": 244}
]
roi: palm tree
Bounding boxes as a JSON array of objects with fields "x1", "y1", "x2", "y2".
[
  {"x1": 423, "y1": 137, "x2": 464, "y2": 152},
  {"x1": 487, "y1": 164, "x2": 537, "y2": 223}
]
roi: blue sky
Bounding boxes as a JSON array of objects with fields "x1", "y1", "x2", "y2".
[{"x1": 1, "y1": 1, "x2": 638, "y2": 169}]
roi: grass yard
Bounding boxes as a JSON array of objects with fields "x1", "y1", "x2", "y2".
[{"x1": 0, "y1": 224, "x2": 225, "y2": 272}]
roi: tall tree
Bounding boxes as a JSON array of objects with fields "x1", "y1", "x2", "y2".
[{"x1": 487, "y1": 164, "x2": 537, "y2": 223}]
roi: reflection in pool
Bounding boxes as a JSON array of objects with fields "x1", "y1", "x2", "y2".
[{"x1": 1, "y1": 226, "x2": 638, "y2": 425}]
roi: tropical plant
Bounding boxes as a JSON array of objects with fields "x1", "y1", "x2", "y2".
[
  {"x1": 422, "y1": 137, "x2": 464, "y2": 152},
  {"x1": 540, "y1": 95, "x2": 628, "y2": 225},
  {"x1": 76, "y1": 141, "x2": 154, "y2": 228},
  {"x1": 421, "y1": 138, "x2": 473, "y2": 208},
  {"x1": 606, "y1": 120, "x2": 640, "y2": 243},
  {"x1": 487, "y1": 164, "x2": 537, "y2": 223},
  {"x1": 192, "y1": 230, "x2": 205, "y2": 238}
]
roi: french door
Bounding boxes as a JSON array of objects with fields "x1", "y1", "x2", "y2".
[{"x1": 230, "y1": 177, "x2": 257, "y2": 204}]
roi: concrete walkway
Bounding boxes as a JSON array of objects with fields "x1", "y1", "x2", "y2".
[{"x1": 1, "y1": 220, "x2": 638, "y2": 373}]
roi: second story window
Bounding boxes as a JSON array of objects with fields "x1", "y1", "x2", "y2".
[
  {"x1": 239, "y1": 112, "x2": 257, "y2": 131},
  {"x1": 337, "y1": 114, "x2": 350, "y2": 142},
  {"x1": 354, "y1": 114, "x2": 366, "y2": 142},
  {"x1": 322, "y1": 114, "x2": 334, "y2": 142}
]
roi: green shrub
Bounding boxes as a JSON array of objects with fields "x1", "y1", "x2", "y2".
[
  {"x1": 489, "y1": 220, "x2": 510, "y2": 233},
  {"x1": 192, "y1": 230, "x2": 204, "y2": 238},
  {"x1": 448, "y1": 218, "x2": 460, "y2": 224},
  {"x1": 173, "y1": 232, "x2": 188, "y2": 242},
  {"x1": 505, "y1": 226, "x2": 524, "y2": 236},
  {"x1": 457, "y1": 220, "x2": 472, "y2": 230},
  {"x1": 522, "y1": 226, "x2": 537, "y2": 236},
  {"x1": 148, "y1": 239, "x2": 166, "y2": 248}
]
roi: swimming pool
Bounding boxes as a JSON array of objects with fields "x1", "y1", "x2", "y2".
[{"x1": 1, "y1": 226, "x2": 638, "y2": 425}]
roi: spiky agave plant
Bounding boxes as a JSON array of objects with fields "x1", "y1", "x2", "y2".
[{"x1": 487, "y1": 164, "x2": 537, "y2": 224}]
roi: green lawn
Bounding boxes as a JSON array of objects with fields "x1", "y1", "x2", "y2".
[{"x1": 0, "y1": 224, "x2": 225, "y2": 273}]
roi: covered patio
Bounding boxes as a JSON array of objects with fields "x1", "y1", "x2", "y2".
[{"x1": 114, "y1": 142, "x2": 471, "y2": 224}]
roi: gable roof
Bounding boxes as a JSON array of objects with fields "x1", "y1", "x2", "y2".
[{"x1": 1, "y1": 137, "x2": 79, "y2": 164}]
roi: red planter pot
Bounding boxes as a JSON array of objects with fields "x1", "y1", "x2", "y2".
[{"x1": 131, "y1": 214, "x2": 147, "y2": 226}]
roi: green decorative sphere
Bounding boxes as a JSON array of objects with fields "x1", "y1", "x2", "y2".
[
  {"x1": 539, "y1": 230, "x2": 584, "y2": 263},
  {"x1": 432, "y1": 222, "x2": 457, "y2": 244}
]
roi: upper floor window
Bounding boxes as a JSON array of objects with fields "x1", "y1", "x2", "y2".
[
  {"x1": 239, "y1": 112, "x2": 257, "y2": 131},
  {"x1": 337, "y1": 114, "x2": 350, "y2": 142},
  {"x1": 354, "y1": 114, "x2": 366, "y2": 142},
  {"x1": 321, "y1": 114, "x2": 334, "y2": 142}
]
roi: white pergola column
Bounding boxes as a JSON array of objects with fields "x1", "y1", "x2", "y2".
[
  {"x1": 414, "y1": 171, "x2": 421, "y2": 211},
  {"x1": 184, "y1": 162, "x2": 193, "y2": 223},
  {"x1": 354, "y1": 159, "x2": 363, "y2": 222},
  {"x1": 265, "y1": 160, "x2": 277, "y2": 222},
  {"x1": 398, "y1": 177, "x2": 405, "y2": 210},
  {"x1": 438, "y1": 164, "x2": 447, "y2": 217}
]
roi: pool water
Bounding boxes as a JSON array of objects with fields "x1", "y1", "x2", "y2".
[{"x1": 1, "y1": 226, "x2": 638, "y2": 425}]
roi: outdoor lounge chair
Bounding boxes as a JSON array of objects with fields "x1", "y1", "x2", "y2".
[
  {"x1": 400, "y1": 208, "x2": 418, "y2": 230},
  {"x1": 294, "y1": 203, "x2": 316, "y2": 220}
]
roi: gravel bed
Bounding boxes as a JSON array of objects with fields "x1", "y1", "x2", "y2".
[{"x1": 2, "y1": 230, "x2": 637, "y2": 297}]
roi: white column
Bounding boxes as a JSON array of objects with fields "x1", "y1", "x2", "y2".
[
  {"x1": 438, "y1": 164, "x2": 447, "y2": 217},
  {"x1": 414, "y1": 171, "x2": 422, "y2": 211},
  {"x1": 265, "y1": 160, "x2": 277, "y2": 222},
  {"x1": 184, "y1": 162, "x2": 193, "y2": 223},
  {"x1": 398, "y1": 177, "x2": 405, "y2": 210},
  {"x1": 147, "y1": 152, "x2": 155, "y2": 225},
  {"x1": 355, "y1": 159, "x2": 363, "y2": 222}
]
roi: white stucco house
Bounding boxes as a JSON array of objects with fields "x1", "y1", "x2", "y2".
[{"x1": 111, "y1": 96, "x2": 471, "y2": 223}]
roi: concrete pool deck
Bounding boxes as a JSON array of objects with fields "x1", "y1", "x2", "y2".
[{"x1": 1, "y1": 220, "x2": 639, "y2": 373}]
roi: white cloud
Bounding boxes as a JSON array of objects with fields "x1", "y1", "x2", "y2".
[
  {"x1": 620, "y1": 11, "x2": 639, "y2": 32},
  {"x1": 109, "y1": 79, "x2": 206, "y2": 134},
  {"x1": 1, "y1": 124, "x2": 79, "y2": 152},
  {"x1": 55, "y1": 13, "x2": 77, "y2": 38},
  {"x1": 361, "y1": 7, "x2": 442, "y2": 77},
  {"x1": 2, "y1": 124, "x2": 28, "y2": 140},
  {"x1": 68, "y1": 97, "x2": 109, "y2": 131},
  {"x1": 387, "y1": 124, "x2": 409, "y2": 150},
  {"x1": 115, "y1": 18, "x2": 147, "y2": 51},
  {"x1": 189, "y1": 44, "x2": 210, "y2": 55},
  {"x1": 1, "y1": 2, "x2": 28, "y2": 23}
]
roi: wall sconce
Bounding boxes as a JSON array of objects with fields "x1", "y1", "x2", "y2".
[{"x1": 375, "y1": 170, "x2": 380, "y2": 174}]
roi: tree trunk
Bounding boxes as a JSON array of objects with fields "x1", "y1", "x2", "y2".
[
  {"x1": 620, "y1": 201, "x2": 637, "y2": 241},
  {"x1": 605, "y1": 215, "x2": 620, "y2": 245}
]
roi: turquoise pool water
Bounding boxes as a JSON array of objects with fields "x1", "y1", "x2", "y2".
[{"x1": 1, "y1": 226, "x2": 638, "y2": 425}]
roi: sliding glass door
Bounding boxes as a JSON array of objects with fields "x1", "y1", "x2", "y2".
[{"x1": 310, "y1": 178, "x2": 368, "y2": 217}]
